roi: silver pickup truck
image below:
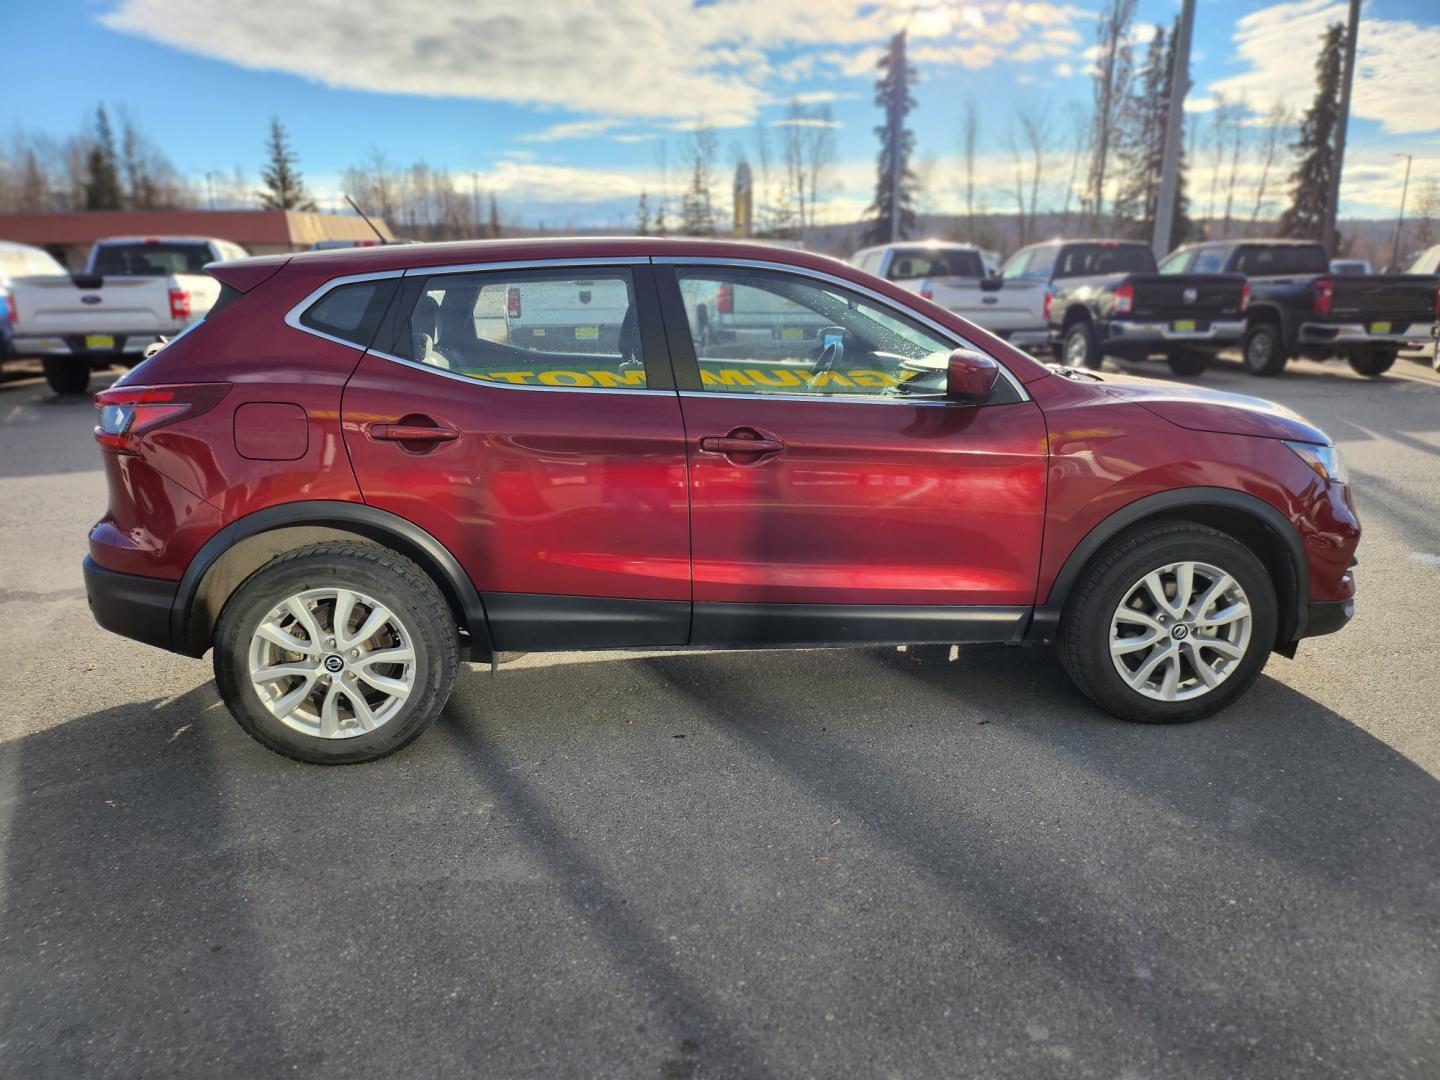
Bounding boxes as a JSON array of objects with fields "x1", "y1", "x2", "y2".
[
  {"x1": 10, "y1": 236, "x2": 248, "y2": 394},
  {"x1": 850, "y1": 242, "x2": 1049, "y2": 353}
]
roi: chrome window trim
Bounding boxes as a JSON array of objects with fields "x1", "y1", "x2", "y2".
[
  {"x1": 679, "y1": 390, "x2": 987, "y2": 409},
  {"x1": 283, "y1": 269, "x2": 405, "y2": 351},
  {"x1": 652, "y1": 255, "x2": 1029, "y2": 402},
  {"x1": 364, "y1": 349, "x2": 672, "y2": 396}
]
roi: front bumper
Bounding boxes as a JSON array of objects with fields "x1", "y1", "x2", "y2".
[
  {"x1": 83, "y1": 556, "x2": 178, "y2": 651},
  {"x1": 1298, "y1": 321, "x2": 1433, "y2": 348}
]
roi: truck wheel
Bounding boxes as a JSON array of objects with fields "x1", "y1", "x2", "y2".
[
  {"x1": 43, "y1": 356, "x2": 91, "y2": 395},
  {"x1": 213, "y1": 541, "x2": 458, "y2": 765},
  {"x1": 1058, "y1": 522, "x2": 1277, "y2": 723},
  {"x1": 1348, "y1": 349, "x2": 1396, "y2": 377},
  {"x1": 1241, "y1": 322, "x2": 1287, "y2": 376},
  {"x1": 1166, "y1": 349, "x2": 1209, "y2": 377},
  {"x1": 1062, "y1": 321, "x2": 1103, "y2": 370}
]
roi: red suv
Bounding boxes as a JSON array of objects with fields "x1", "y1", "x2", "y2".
[{"x1": 83, "y1": 239, "x2": 1359, "y2": 764}]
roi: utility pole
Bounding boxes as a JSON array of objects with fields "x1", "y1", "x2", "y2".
[
  {"x1": 1389, "y1": 153, "x2": 1412, "y2": 270},
  {"x1": 1152, "y1": 0, "x2": 1194, "y2": 259},
  {"x1": 1323, "y1": 0, "x2": 1361, "y2": 254}
]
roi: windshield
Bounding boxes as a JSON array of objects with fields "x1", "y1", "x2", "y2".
[{"x1": 93, "y1": 242, "x2": 212, "y2": 276}]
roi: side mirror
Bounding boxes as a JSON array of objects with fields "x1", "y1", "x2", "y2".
[{"x1": 946, "y1": 348, "x2": 1000, "y2": 403}]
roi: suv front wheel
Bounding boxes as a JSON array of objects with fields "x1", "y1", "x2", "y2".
[
  {"x1": 213, "y1": 541, "x2": 458, "y2": 764},
  {"x1": 1058, "y1": 523, "x2": 1277, "y2": 723}
]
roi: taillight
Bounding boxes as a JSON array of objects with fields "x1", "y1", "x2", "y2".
[
  {"x1": 169, "y1": 288, "x2": 190, "y2": 320},
  {"x1": 506, "y1": 287, "x2": 521, "y2": 318},
  {"x1": 1043, "y1": 290, "x2": 1053, "y2": 320},
  {"x1": 1238, "y1": 282, "x2": 1250, "y2": 313},
  {"x1": 4, "y1": 292, "x2": 14, "y2": 325},
  {"x1": 93, "y1": 383, "x2": 229, "y2": 454},
  {"x1": 1313, "y1": 277, "x2": 1333, "y2": 316},
  {"x1": 717, "y1": 282, "x2": 733, "y2": 314},
  {"x1": 1112, "y1": 283, "x2": 1134, "y2": 315}
]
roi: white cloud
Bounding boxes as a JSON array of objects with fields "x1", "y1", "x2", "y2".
[
  {"x1": 1209, "y1": 0, "x2": 1440, "y2": 136},
  {"x1": 98, "y1": 0, "x2": 1093, "y2": 125},
  {"x1": 520, "y1": 118, "x2": 623, "y2": 143}
]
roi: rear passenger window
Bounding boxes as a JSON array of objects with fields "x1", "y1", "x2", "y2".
[
  {"x1": 299, "y1": 279, "x2": 396, "y2": 348},
  {"x1": 392, "y1": 268, "x2": 648, "y2": 389}
]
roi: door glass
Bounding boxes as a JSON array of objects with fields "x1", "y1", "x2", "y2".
[
  {"x1": 1192, "y1": 248, "x2": 1227, "y2": 273},
  {"x1": 1158, "y1": 251, "x2": 1191, "y2": 274},
  {"x1": 393, "y1": 268, "x2": 647, "y2": 389},
  {"x1": 676, "y1": 269, "x2": 963, "y2": 400}
]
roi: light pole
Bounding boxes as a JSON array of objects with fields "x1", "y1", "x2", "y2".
[
  {"x1": 888, "y1": 29, "x2": 907, "y2": 244},
  {"x1": 1389, "y1": 153, "x2": 1412, "y2": 271},
  {"x1": 1153, "y1": 0, "x2": 1195, "y2": 259},
  {"x1": 1322, "y1": 0, "x2": 1361, "y2": 254}
]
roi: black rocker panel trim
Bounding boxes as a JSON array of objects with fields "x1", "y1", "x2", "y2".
[
  {"x1": 690, "y1": 602, "x2": 1030, "y2": 648},
  {"x1": 482, "y1": 593, "x2": 690, "y2": 651}
]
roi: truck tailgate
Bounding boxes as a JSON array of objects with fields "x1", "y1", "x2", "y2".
[
  {"x1": 1332, "y1": 274, "x2": 1438, "y2": 320},
  {"x1": 11, "y1": 276, "x2": 175, "y2": 337},
  {"x1": 1129, "y1": 274, "x2": 1246, "y2": 319},
  {"x1": 929, "y1": 277, "x2": 1044, "y2": 332}
]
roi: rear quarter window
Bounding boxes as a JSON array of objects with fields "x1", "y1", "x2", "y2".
[{"x1": 297, "y1": 278, "x2": 398, "y2": 348}]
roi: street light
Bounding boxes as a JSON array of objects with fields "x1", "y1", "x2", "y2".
[{"x1": 1389, "y1": 153, "x2": 1412, "y2": 271}]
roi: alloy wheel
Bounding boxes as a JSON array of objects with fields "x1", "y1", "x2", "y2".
[
  {"x1": 247, "y1": 587, "x2": 416, "y2": 738},
  {"x1": 1108, "y1": 560, "x2": 1252, "y2": 702}
]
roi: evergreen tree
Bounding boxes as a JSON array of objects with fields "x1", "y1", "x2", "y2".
[
  {"x1": 83, "y1": 106, "x2": 123, "y2": 210},
  {"x1": 654, "y1": 204, "x2": 669, "y2": 236},
  {"x1": 861, "y1": 31, "x2": 918, "y2": 246},
  {"x1": 1113, "y1": 22, "x2": 1192, "y2": 245},
  {"x1": 258, "y1": 118, "x2": 317, "y2": 211},
  {"x1": 636, "y1": 191, "x2": 651, "y2": 236},
  {"x1": 488, "y1": 194, "x2": 501, "y2": 239},
  {"x1": 1280, "y1": 23, "x2": 1344, "y2": 241}
]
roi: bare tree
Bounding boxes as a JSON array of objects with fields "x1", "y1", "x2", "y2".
[
  {"x1": 1218, "y1": 96, "x2": 1248, "y2": 240},
  {"x1": 1086, "y1": 0, "x2": 1138, "y2": 232},
  {"x1": 679, "y1": 125, "x2": 719, "y2": 236},
  {"x1": 1060, "y1": 103, "x2": 1091, "y2": 235},
  {"x1": 1007, "y1": 102, "x2": 1051, "y2": 247},
  {"x1": 1412, "y1": 179, "x2": 1440, "y2": 253},
  {"x1": 1250, "y1": 101, "x2": 1293, "y2": 226}
]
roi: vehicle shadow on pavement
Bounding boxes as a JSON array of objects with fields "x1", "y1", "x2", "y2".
[{"x1": 3, "y1": 648, "x2": 1437, "y2": 1079}]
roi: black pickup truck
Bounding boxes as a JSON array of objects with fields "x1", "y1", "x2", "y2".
[
  {"x1": 1161, "y1": 239, "x2": 1440, "y2": 376},
  {"x1": 1007, "y1": 239, "x2": 1249, "y2": 376}
]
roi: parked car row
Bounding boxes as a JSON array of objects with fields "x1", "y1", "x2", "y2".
[{"x1": 852, "y1": 237, "x2": 1440, "y2": 379}]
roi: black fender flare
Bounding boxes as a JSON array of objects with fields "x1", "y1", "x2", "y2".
[
  {"x1": 170, "y1": 500, "x2": 493, "y2": 657},
  {"x1": 1025, "y1": 486, "x2": 1309, "y2": 643},
  {"x1": 1244, "y1": 301, "x2": 1292, "y2": 351}
]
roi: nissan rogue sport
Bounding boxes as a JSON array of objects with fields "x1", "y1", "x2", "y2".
[{"x1": 83, "y1": 238, "x2": 1359, "y2": 764}]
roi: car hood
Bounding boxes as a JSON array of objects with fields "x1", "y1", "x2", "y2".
[{"x1": 1094, "y1": 371, "x2": 1331, "y2": 444}]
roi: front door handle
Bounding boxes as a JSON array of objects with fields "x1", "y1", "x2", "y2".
[{"x1": 698, "y1": 427, "x2": 785, "y2": 465}]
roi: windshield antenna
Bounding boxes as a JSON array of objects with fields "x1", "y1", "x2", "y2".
[{"x1": 344, "y1": 193, "x2": 388, "y2": 244}]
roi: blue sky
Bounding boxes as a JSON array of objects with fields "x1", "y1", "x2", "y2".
[{"x1": 3, "y1": 0, "x2": 1437, "y2": 226}]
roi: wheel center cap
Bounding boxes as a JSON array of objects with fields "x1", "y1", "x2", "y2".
[
  {"x1": 1170, "y1": 624, "x2": 1190, "y2": 641},
  {"x1": 323, "y1": 654, "x2": 346, "y2": 673}
]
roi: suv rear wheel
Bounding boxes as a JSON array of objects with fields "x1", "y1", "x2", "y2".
[
  {"x1": 1058, "y1": 523, "x2": 1277, "y2": 723},
  {"x1": 1347, "y1": 348, "x2": 1396, "y2": 377},
  {"x1": 1241, "y1": 321, "x2": 1287, "y2": 376},
  {"x1": 213, "y1": 541, "x2": 458, "y2": 764}
]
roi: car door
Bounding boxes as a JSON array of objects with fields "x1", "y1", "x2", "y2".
[
  {"x1": 340, "y1": 261, "x2": 692, "y2": 651},
  {"x1": 654, "y1": 261, "x2": 1048, "y2": 647}
]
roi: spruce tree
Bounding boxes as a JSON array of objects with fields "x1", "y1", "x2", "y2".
[
  {"x1": 861, "y1": 31, "x2": 917, "y2": 246},
  {"x1": 488, "y1": 194, "x2": 501, "y2": 239},
  {"x1": 258, "y1": 118, "x2": 317, "y2": 211},
  {"x1": 1113, "y1": 22, "x2": 1191, "y2": 245},
  {"x1": 1280, "y1": 23, "x2": 1344, "y2": 241},
  {"x1": 83, "y1": 106, "x2": 123, "y2": 210},
  {"x1": 636, "y1": 192, "x2": 651, "y2": 236}
]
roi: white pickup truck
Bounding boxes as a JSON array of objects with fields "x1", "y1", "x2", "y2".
[
  {"x1": 850, "y1": 242, "x2": 1050, "y2": 353},
  {"x1": 10, "y1": 236, "x2": 248, "y2": 394}
]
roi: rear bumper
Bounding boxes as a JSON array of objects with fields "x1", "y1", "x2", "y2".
[
  {"x1": 83, "y1": 556, "x2": 177, "y2": 652},
  {"x1": 13, "y1": 332, "x2": 168, "y2": 357},
  {"x1": 1298, "y1": 321, "x2": 1432, "y2": 348},
  {"x1": 1001, "y1": 327, "x2": 1052, "y2": 349},
  {"x1": 1096, "y1": 319, "x2": 1245, "y2": 350}
]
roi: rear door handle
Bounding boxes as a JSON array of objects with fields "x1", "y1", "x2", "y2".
[{"x1": 367, "y1": 423, "x2": 460, "y2": 443}]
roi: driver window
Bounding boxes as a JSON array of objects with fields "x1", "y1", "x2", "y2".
[
  {"x1": 394, "y1": 268, "x2": 647, "y2": 389},
  {"x1": 675, "y1": 269, "x2": 960, "y2": 399}
]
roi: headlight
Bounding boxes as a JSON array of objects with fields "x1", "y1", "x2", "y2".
[{"x1": 1284, "y1": 440, "x2": 1347, "y2": 484}]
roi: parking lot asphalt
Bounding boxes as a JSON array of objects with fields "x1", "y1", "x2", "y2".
[{"x1": 1, "y1": 353, "x2": 1438, "y2": 1079}]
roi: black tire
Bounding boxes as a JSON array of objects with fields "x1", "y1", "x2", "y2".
[
  {"x1": 43, "y1": 356, "x2": 91, "y2": 395},
  {"x1": 1057, "y1": 523, "x2": 1277, "y2": 724},
  {"x1": 213, "y1": 541, "x2": 458, "y2": 764},
  {"x1": 1165, "y1": 349, "x2": 1210, "y2": 377},
  {"x1": 1348, "y1": 348, "x2": 1396, "y2": 377},
  {"x1": 1062, "y1": 320, "x2": 1103, "y2": 370},
  {"x1": 1241, "y1": 321, "x2": 1287, "y2": 376}
]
